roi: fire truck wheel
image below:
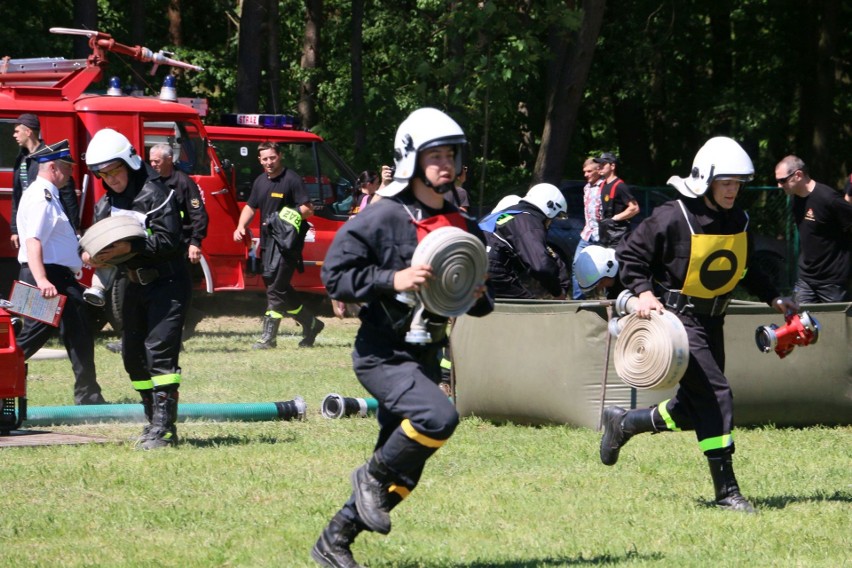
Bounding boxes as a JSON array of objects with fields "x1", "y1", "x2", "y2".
[{"x1": 106, "y1": 274, "x2": 128, "y2": 332}]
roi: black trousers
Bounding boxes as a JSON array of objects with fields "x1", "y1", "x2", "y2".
[
  {"x1": 662, "y1": 313, "x2": 734, "y2": 454},
  {"x1": 262, "y1": 258, "x2": 304, "y2": 314},
  {"x1": 339, "y1": 331, "x2": 459, "y2": 526},
  {"x1": 122, "y1": 261, "x2": 191, "y2": 392},
  {"x1": 16, "y1": 263, "x2": 102, "y2": 404}
]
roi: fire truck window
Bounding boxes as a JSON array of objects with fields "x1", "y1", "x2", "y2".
[
  {"x1": 316, "y1": 143, "x2": 356, "y2": 208},
  {"x1": 174, "y1": 122, "x2": 210, "y2": 176},
  {"x1": 0, "y1": 121, "x2": 19, "y2": 170}
]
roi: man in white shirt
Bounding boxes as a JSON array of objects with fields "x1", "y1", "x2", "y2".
[{"x1": 15, "y1": 140, "x2": 105, "y2": 405}]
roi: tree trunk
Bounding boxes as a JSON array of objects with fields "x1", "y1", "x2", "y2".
[
  {"x1": 72, "y1": 0, "x2": 98, "y2": 60},
  {"x1": 167, "y1": 0, "x2": 184, "y2": 46},
  {"x1": 533, "y1": 0, "x2": 605, "y2": 185},
  {"x1": 299, "y1": 0, "x2": 323, "y2": 129},
  {"x1": 351, "y1": 0, "x2": 366, "y2": 163},
  {"x1": 267, "y1": 0, "x2": 281, "y2": 113},
  {"x1": 235, "y1": 0, "x2": 265, "y2": 113},
  {"x1": 811, "y1": 0, "x2": 839, "y2": 180}
]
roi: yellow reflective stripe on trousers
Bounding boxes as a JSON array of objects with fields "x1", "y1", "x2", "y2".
[
  {"x1": 132, "y1": 379, "x2": 154, "y2": 391},
  {"x1": 151, "y1": 373, "x2": 181, "y2": 388},
  {"x1": 699, "y1": 434, "x2": 734, "y2": 453},
  {"x1": 657, "y1": 400, "x2": 681, "y2": 431},
  {"x1": 266, "y1": 310, "x2": 284, "y2": 319},
  {"x1": 440, "y1": 358, "x2": 452, "y2": 370},
  {"x1": 388, "y1": 484, "x2": 410, "y2": 499},
  {"x1": 286, "y1": 305, "x2": 303, "y2": 316},
  {"x1": 400, "y1": 418, "x2": 446, "y2": 449}
]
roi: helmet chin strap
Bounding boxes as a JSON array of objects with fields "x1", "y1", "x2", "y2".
[{"x1": 415, "y1": 167, "x2": 455, "y2": 194}]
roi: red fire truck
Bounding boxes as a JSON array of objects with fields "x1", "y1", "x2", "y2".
[{"x1": 0, "y1": 28, "x2": 357, "y2": 328}]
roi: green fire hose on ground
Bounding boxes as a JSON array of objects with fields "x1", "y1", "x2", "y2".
[{"x1": 23, "y1": 397, "x2": 306, "y2": 427}]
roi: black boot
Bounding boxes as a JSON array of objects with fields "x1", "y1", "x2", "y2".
[
  {"x1": 135, "y1": 390, "x2": 155, "y2": 443},
  {"x1": 252, "y1": 315, "x2": 281, "y2": 349},
  {"x1": 708, "y1": 453, "x2": 756, "y2": 513},
  {"x1": 350, "y1": 455, "x2": 392, "y2": 534},
  {"x1": 140, "y1": 390, "x2": 179, "y2": 450},
  {"x1": 600, "y1": 406, "x2": 657, "y2": 466},
  {"x1": 296, "y1": 311, "x2": 325, "y2": 348},
  {"x1": 311, "y1": 511, "x2": 364, "y2": 568}
]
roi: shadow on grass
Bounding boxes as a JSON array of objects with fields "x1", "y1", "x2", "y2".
[
  {"x1": 751, "y1": 490, "x2": 852, "y2": 509},
  {"x1": 180, "y1": 432, "x2": 298, "y2": 448},
  {"x1": 694, "y1": 489, "x2": 852, "y2": 511},
  {"x1": 392, "y1": 551, "x2": 663, "y2": 567}
]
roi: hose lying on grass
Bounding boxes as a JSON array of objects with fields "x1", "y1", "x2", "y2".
[{"x1": 24, "y1": 397, "x2": 306, "y2": 427}]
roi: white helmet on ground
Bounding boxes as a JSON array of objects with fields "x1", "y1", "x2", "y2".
[
  {"x1": 491, "y1": 194, "x2": 522, "y2": 214},
  {"x1": 521, "y1": 183, "x2": 567, "y2": 219},
  {"x1": 378, "y1": 107, "x2": 467, "y2": 197},
  {"x1": 573, "y1": 245, "x2": 619, "y2": 292},
  {"x1": 667, "y1": 136, "x2": 754, "y2": 198},
  {"x1": 85, "y1": 128, "x2": 143, "y2": 172}
]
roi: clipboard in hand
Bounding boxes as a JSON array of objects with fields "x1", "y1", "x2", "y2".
[{"x1": 8, "y1": 280, "x2": 66, "y2": 327}]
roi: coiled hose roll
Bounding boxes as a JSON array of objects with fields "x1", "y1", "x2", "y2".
[
  {"x1": 410, "y1": 226, "x2": 487, "y2": 317},
  {"x1": 609, "y1": 291, "x2": 690, "y2": 390}
]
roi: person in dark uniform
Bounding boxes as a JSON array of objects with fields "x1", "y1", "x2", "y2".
[
  {"x1": 15, "y1": 140, "x2": 105, "y2": 405},
  {"x1": 599, "y1": 137, "x2": 797, "y2": 512},
  {"x1": 774, "y1": 155, "x2": 852, "y2": 303},
  {"x1": 481, "y1": 182, "x2": 570, "y2": 299},
  {"x1": 10, "y1": 114, "x2": 80, "y2": 250},
  {"x1": 82, "y1": 128, "x2": 190, "y2": 450},
  {"x1": 102, "y1": 143, "x2": 210, "y2": 354},
  {"x1": 232, "y1": 142, "x2": 323, "y2": 349},
  {"x1": 312, "y1": 107, "x2": 494, "y2": 568},
  {"x1": 594, "y1": 152, "x2": 639, "y2": 248}
]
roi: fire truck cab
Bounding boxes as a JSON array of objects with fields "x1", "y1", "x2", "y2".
[{"x1": 0, "y1": 28, "x2": 357, "y2": 328}]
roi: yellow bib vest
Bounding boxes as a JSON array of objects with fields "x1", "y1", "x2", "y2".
[{"x1": 677, "y1": 201, "x2": 748, "y2": 299}]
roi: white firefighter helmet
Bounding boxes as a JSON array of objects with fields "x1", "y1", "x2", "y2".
[
  {"x1": 522, "y1": 183, "x2": 567, "y2": 219},
  {"x1": 573, "y1": 245, "x2": 618, "y2": 292},
  {"x1": 378, "y1": 107, "x2": 467, "y2": 197},
  {"x1": 667, "y1": 136, "x2": 754, "y2": 198},
  {"x1": 85, "y1": 128, "x2": 143, "y2": 172},
  {"x1": 491, "y1": 194, "x2": 522, "y2": 213}
]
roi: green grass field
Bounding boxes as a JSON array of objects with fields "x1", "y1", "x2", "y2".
[{"x1": 2, "y1": 299, "x2": 850, "y2": 568}]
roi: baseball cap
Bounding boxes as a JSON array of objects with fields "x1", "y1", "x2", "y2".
[
  {"x1": 16, "y1": 113, "x2": 40, "y2": 130},
  {"x1": 593, "y1": 152, "x2": 619, "y2": 165}
]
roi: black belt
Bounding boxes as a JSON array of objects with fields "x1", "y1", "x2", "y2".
[
  {"x1": 125, "y1": 263, "x2": 175, "y2": 285},
  {"x1": 662, "y1": 289, "x2": 731, "y2": 317}
]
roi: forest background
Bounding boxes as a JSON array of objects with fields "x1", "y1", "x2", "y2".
[{"x1": 3, "y1": 0, "x2": 850, "y2": 209}]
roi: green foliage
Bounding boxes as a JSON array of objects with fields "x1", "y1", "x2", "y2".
[{"x1": 3, "y1": 307, "x2": 850, "y2": 567}]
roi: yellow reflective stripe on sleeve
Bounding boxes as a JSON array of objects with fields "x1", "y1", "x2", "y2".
[
  {"x1": 657, "y1": 400, "x2": 681, "y2": 431},
  {"x1": 401, "y1": 418, "x2": 446, "y2": 449},
  {"x1": 266, "y1": 310, "x2": 284, "y2": 319},
  {"x1": 388, "y1": 484, "x2": 410, "y2": 500},
  {"x1": 699, "y1": 434, "x2": 734, "y2": 453},
  {"x1": 440, "y1": 358, "x2": 452, "y2": 370},
  {"x1": 151, "y1": 373, "x2": 181, "y2": 388},
  {"x1": 132, "y1": 379, "x2": 154, "y2": 391}
]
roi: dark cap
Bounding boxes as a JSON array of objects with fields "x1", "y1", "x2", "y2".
[
  {"x1": 15, "y1": 113, "x2": 40, "y2": 130},
  {"x1": 30, "y1": 139, "x2": 75, "y2": 164},
  {"x1": 593, "y1": 152, "x2": 619, "y2": 165}
]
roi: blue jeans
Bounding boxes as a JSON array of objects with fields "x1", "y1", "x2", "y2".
[{"x1": 572, "y1": 238, "x2": 595, "y2": 300}]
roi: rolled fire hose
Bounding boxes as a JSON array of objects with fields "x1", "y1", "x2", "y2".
[
  {"x1": 403, "y1": 226, "x2": 487, "y2": 344},
  {"x1": 23, "y1": 398, "x2": 307, "y2": 427},
  {"x1": 609, "y1": 290, "x2": 690, "y2": 390},
  {"x1": 78, "y1": 215, "x2": 148, "y2": 264},
  {"x1": 410, "y1": 226, "x2": 487, "y2": 317},
  {"x1": 320, "y1": 393, "x2": 378, "y2": 419}
]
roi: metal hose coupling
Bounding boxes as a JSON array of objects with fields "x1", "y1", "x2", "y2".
[
  {"x1": 404, "y1": 226, "x2": 487, "y2": 344},
  {"x1": 608, "y1": 290, "x2": 689, "y2": 390},
  {"x1": 321, "y1": 393, "x2": 378, "y2": 419}
]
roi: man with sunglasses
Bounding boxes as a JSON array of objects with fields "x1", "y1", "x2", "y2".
[
  {"x1": 15, "y1": 140, "x2": 105, "y2": 405},
  {"x1": 775, "y1": 155, "x2": 852, "y2": 303},
  {"x1": 82, "y1": 128, "x2": 189, "y2": 449}
]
